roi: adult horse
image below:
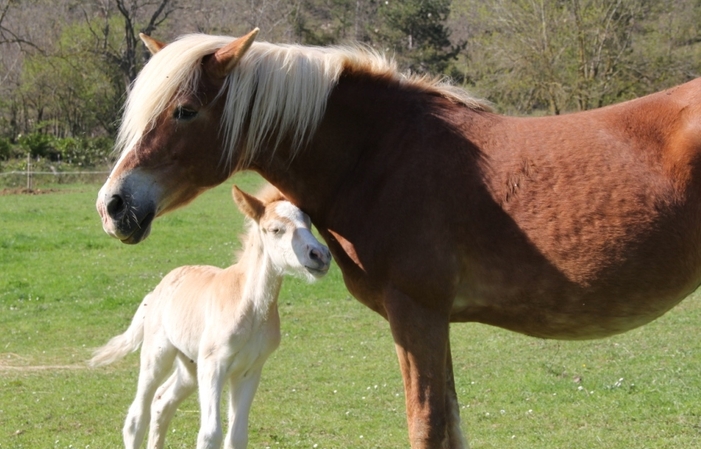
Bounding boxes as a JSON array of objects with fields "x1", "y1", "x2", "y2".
[{"x1": 96, "y1": 29, "x2": 701, "y2": 448}]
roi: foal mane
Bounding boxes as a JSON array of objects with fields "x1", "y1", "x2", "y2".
[{"x1": 117, "y1": 33, "x2": 490, "y2": 168}]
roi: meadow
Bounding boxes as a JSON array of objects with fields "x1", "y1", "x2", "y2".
[{"x1": 2, "y1": 173, "x2": 701, "y2": 448}]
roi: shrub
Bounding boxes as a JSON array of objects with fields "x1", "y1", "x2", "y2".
[
  {"x1": 0, "y1": 137, "x2": 12, "y2": 161},
  {"x1": 18, "y1": 132, "x2": 57, "y2": 159}
]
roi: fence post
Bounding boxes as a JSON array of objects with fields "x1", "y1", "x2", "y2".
[{"x1": 26, "y1": 153, "x2": 32, "y2": 191}]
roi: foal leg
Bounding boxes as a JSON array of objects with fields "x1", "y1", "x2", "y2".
[
  {"x1": 385, "y1": 287, "x2": 453, "y2": 449},
  {"x1": 123, "y1": 340, "x2": 177, "y2": 449},
  {"x1": 196, "y1": 357, "x2": 228, "y2": 449},
  {"x1": 147, "y1": 357, "x2": 197, "y2": 449},
  {"x1": 224, "y1": 367, "x2": 263, "y2": 449}
]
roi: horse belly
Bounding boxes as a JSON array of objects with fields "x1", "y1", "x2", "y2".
[
  {"x1": 451, "y1": 274, "x2": 697, "y2": 340},
  {"x1": 453, "y1": 120, "x2": 701, "y2": 339}
]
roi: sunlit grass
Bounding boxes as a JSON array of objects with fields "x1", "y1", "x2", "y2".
[{"x1": 2, "y1": 172, "x2": 701, "y2": 448}]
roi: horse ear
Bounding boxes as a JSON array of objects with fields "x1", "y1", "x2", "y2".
[
  {"x1": 232, "y1": 185, "x2": 266, "y2": 222},
  {"x1": 205, "y1": 28, "x2": 259, "y2": 78},
  {"x1": 139, "y1": 33, "x2": 167, "y2": 55}
]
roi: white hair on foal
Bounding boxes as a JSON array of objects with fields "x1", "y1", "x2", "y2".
[
  {"x1": 90, "y1": 184, "x2": 331, "y2": 449},
  {"x1": 116, "y1": 33, "x2": 490, "y2": 168}
]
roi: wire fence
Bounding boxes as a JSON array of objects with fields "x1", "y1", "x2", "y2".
[{"x1": 0, "y1": 169, "x2": 110, "y2": 189}]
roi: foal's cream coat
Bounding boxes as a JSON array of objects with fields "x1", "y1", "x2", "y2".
[{"x1": 91, "y1": 185, "x2": 331, "y2": 449}]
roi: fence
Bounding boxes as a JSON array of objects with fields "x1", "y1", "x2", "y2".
[{"x1": 0, "y1": 169, "x2": 110, "y2": 189}]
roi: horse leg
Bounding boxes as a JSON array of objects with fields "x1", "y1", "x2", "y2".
[
  {"x1": 224, "y1": 367, "x2": 263, "y2": 449},
  {"x1": 147, "y1": 357, "x2": 197, "y2": 449},
  {"x1": 123, "y1": 338, "x2": 176, "y2": 449},
  {"x1": 385, "y1": 287, "x2": 453, "y2": 449},
  {"x1": 196, "y1": 357, "x2": 227, "y2": 449},
  {"x1": 445, "y1": 340, "x2": 468, "y2": 448}
]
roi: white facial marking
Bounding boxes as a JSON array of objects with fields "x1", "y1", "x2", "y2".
[
  {"x1": 274, "y1": 201, "x2": 308, "y2": 227},
  {"x1": 266, "y1": 201, "x2": 329, "y2": 280}
]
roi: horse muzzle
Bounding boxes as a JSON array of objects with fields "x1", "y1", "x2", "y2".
[
  {"x1": 304, "y1": 246, "x2": 333, "y2": 278},
  {"x1": 96, "y1": 172, "x2": 161, "y2": 244}
]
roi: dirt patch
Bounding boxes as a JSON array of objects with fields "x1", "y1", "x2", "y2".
[
  {"x1": 0, "y1": 188, "x2": 63, "y2": 196},
  {"x1": 0, "y1": 364, "x2": 86, "y2": 372},
  {"x1": 0, "y1": 353, "x2": 87, "y2": 372}
]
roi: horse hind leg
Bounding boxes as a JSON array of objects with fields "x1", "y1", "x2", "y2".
[
  {"x1": 123, "y1": 337, "x2": 177, "y2": 449},
  {"x1": 147, "y1": 356, "x2": 197, "y2": 449}
]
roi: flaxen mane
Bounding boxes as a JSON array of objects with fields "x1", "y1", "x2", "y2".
[{"x1": 117, "y1": 34, "x2": 491, "y2": 169}]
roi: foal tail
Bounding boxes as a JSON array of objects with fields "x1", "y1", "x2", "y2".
[{"x1": 89, "y1": 294, "x2": 150, "y2": 367}]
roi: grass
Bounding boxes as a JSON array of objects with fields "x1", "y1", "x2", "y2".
[{"x1": 2, "y1": 173, "x2": 701, "y2": 448}]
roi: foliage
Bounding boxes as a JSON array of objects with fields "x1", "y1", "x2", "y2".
[
  {"x1": 377, "y1": 0, "x2": 464, "y2": 74},
  {"x1": 7, "y1": 132, "x2": 113, "y2": 164},
  {"x1": 18, "y1": 18, "x2": 125, "y2": 139},
  {"x1": 4, "y1": 0, "x2": 701, "y2": 166},
  {"x1": 291, "y1": 0, "x2": 363, "y2": 45},
  {"x1": 0, "y1": 137, "x2": 16, "y2": 160},
  {"x1": 455, "y1": 0, "x2": 701, "y2": 114}
]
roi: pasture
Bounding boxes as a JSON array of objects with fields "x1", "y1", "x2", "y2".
[{"x1": 2, "y1": 173, "x2": 701, "y2": 448}]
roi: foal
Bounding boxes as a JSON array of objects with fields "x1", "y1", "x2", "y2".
[{"x1": 90, "y1": 185, "x2": 331, "y2": 449}]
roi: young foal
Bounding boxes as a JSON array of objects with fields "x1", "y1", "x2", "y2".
[{"x1": 90, "y1": 185, "x2": 331, "y2": 449}]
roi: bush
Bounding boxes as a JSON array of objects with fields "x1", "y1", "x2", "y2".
[
  {"x1": 55, "y1": 136, "x2": 113, "y2": 166},
  {"x1": 12, "y1": 133, "x2": 114, "y2": 166},
  {"x1": 18, "y1": 132, "x2": 57, "y2": 159},
  {"x1": 0, "y1": 137, "x2": 12, "y2": 160}
]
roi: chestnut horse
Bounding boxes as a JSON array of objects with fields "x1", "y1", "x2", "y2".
[{"x1": 96, "y1": 29, "x2": 701, "y2": 448}]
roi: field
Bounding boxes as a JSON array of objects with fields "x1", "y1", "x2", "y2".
[{"x1": 2, "y1": 173, "x2": 701, "y2": 448}]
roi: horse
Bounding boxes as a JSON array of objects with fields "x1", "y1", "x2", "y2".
[
  {"x1": 95, "y1": 28, "x2": 701, "y2": 448},
  {"x1": 90, "y1": 184, "x2": 332, "y2": 449}
]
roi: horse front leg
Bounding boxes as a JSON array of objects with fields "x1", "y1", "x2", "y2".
[
  {"x1": 224, "y1": 367, "x2": 263, "y2": 449},
  {"x1": 384, "y1": 287, "x2": 463, "y2": 449},
  {"x1": 196, "y1": 358, "x2": 227, "y2": 449}
]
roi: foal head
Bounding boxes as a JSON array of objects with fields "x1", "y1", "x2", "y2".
[{"x1": 233, "y1": 185, "x2": 331, "y2": 281}]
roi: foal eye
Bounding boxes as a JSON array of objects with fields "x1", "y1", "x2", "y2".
[{"x1": 173, "y1": 106, "x2": 198, "y2": 121}]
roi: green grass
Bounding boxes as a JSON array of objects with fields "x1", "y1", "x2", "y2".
[{"x1": 2, "y1": 173, "x2": 701, "y2": 448}]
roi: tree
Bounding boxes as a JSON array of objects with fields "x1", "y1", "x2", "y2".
[
  {"x1": 18, "y1": 18, "x2": 127, "y2": 138},
  {"x1": 80, "y1": 0, "x2": 179, "y2": 90},
  {"x1": 458, "y1": 0, "x2": 656, "y2": 114},
  {"x1": 377, "y1": 0, "x2": 464, "y2": 74},
  {"x1": 0, "y1": 0, "x2": 40, "y2": 49}
]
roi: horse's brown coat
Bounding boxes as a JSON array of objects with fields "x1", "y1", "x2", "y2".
[{"x1": 97, "y1": 32, "x2": 701, "y2": 448}]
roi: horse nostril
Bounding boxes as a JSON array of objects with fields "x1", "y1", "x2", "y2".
[
  {"x1": 309, "y1": 247, "x2": 330, "y2": 266},
  {"x1": 106, "y1": 194, "x2": 126, "y2": 219}
]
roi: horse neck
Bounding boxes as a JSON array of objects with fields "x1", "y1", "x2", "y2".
[
  {"x1": 228, "y1": 225, "x2": 283, "y2": 319},
  {"x1": 252, "y1": 72, "x2": 423, "y2": 215}
]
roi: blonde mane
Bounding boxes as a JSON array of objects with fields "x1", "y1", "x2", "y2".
[{"x1": 117, "y1": 33, "x2": 490, "y2": 167}]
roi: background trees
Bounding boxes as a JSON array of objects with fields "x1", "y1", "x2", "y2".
[{"x1": 1, "y1": 0, "x2": 701, "y2": 162}]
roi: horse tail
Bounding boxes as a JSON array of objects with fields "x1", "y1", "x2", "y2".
[{"x1": 89, "y1": 293, "x2": 151, "y2": 367}]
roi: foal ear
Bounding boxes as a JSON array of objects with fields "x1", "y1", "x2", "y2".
[
  {"x1": 204, "y1": 28, "x2": 259, "y2": 79},
  {"x1": 139, "y1": 33, "x2": 167, "y2": 55},
  {"x1": 232, "y1": 185, "x2": 266, "y2": 222}
]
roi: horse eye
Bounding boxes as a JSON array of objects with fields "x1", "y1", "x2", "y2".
[
  {"x1": 268, "y1": 227, "x2": 282, "y2": 235},
  {"x1": 173, "y1": 106, "x2": 198, "y2": 121}
]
